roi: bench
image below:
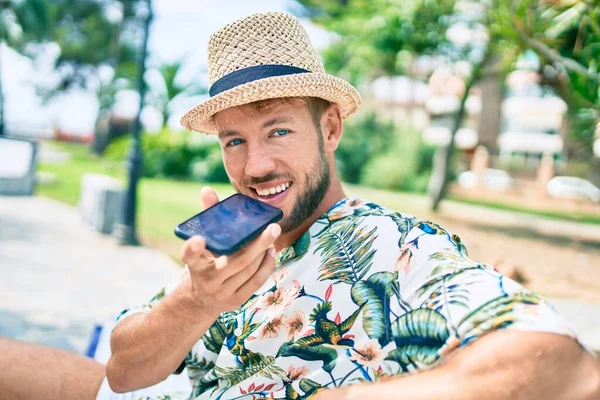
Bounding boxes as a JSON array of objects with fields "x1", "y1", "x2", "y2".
[{"x1": 0, "y1": 137, "x2": 38, "y2": 196}]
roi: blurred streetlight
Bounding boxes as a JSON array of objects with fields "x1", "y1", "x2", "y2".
[
  {"x1": 0, "y1": 0, "x2": 12, "y2": 137},
  {"x1": 113, "y1": 0, "x2": 153, "y2": 246}
]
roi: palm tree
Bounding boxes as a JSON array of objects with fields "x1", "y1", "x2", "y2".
[
  {"x1": 0, "y1": 0, "x2": 48, "y2": 136},
  {"x1": 152, "y1": 60, "x2": 207, "y2": 127}
]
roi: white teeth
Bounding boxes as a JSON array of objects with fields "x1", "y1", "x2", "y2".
[{"x1": 257, "y1": 182, "x2": 291, "y2": 197}]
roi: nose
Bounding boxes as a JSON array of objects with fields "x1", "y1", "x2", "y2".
[{"x1": 244, "y1": 142, "x2": 277, "y2": 178}]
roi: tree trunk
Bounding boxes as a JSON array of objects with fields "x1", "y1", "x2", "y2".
[
  {"x1": 477, "y1": 54, "x2": 503, "y2": 154},
  {"x1": 430, "y1": 61, "x2": 484, "y2": 211},
  {"x1": 0, "y1": 42, "x2": 5, "y2": 137}
]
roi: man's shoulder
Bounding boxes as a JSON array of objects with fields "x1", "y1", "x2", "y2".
[
  {"x1": 321, "y1": 197, "x2": 419, "y2": 238},
  {"x1": 319, "y1": 197, "x2": 465, "y2": 251}
]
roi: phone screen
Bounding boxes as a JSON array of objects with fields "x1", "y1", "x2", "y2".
[{"x1": 175, "y1": 194, "x2": 283, "y2": 255}]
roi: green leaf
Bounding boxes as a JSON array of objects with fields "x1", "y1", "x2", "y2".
[
  {"x1": 387, "y1": 308, "x2": 449, "y2": 370},
  {"x1": 315, "y1": 220, "x2": 378, "y2": 285},
  {"x1": 214, "y1": 355, "x2": 285, "y2": 390},
  {"x1": 148, "y1": 286, "x2": 167, "y2": 304},
  {"x1": 388, "y1": 213, "x2": 418, "y2": 245},
  {"x1": 415, "y1": 250, "x2": 487, "y2": 305},
  {"x1": 279, "y1": 343, "x2": 339, "y2": 373},
  {"x1": 299, "y1": 378, "x2": 323, "y2": 394},
  {"x1": 202, "y1": 312, "x2": 236, "y2": 354},
  {"x1": 457, "y1": 292, "x2": 543, "y2": 339},
  {"x1": 351, "y1": 272, "x2": 400, "y2": 347}
]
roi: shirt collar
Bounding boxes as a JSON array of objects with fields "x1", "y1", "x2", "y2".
[{"x1": 276, "y1": 196, "x2": 362, "y2": 264}]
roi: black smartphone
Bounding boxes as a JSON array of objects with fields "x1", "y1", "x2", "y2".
[{"x1": 174, "y1": 193, "x2": 283, "y2": 255}]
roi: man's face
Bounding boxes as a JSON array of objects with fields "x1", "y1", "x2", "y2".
[{"x1": 214, "y1": 99, "x2": 331, "y2": 233}]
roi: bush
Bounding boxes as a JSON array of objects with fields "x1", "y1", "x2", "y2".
[
  {"x1": 336, "y1": 112, "x2": 396, "y2": 183},
  {"x1": 104, "y1": 128, "x2": 228, "y2": 182},
  {"x1": 190, "y1": 151, "x2": 230, "y2": 183},
  {"x1": 360, "y1": 127, "x2": 436, "y2": 193}
]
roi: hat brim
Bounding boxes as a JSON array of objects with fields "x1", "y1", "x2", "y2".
[{"x1": 180, "y1": 72, "x2": 362, "y2": 134}]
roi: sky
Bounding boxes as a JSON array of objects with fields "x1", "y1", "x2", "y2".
[{"x1": 3, "y1": 0, "x2": 332, "y2": 137}]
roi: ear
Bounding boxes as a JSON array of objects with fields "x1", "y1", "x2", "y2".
[{"x1": 320, "y1": 103, "x2": 343, "y2": 153}]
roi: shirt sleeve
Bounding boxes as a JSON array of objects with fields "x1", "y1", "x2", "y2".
[
  {"x1": 114, "y1": 266, "x2": 224, "y2": 380},
  {"x1": 397, "y1": 219, "x2": 583, "y2": 356},
  {"x1": 115, "y1": 266, "x2": 190, "y2": 323}
]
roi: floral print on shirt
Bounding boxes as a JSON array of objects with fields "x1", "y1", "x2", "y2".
[{"x1": 119, "y1": 197, "x2": 577, "y2": 400}]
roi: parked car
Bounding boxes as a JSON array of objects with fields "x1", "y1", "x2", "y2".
[{"x1": 547, "y1": 176, "x2": 600, "y2": 203}]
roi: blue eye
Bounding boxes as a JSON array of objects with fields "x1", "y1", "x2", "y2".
[
  {"x1": 227, "y1": 138, "x2": 245, "y2": 147},
  {"x1": 272, "y1": 129, "x2": 289, "y2": 137}
]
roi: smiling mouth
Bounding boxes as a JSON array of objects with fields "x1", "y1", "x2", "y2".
[{"x1": 253, "y1": 181, "x2": 292, "y2": 199}]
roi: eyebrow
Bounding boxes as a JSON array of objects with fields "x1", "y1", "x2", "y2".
[
  {"x1": 218, "y1": 130, "x2": 239, "y2": 140},
  {"x1": 218, "y1": 116, "x2": 294, "y2": 139},
  {"x1": 261, "y1": 116, "x2": 293, "y2": 129}
]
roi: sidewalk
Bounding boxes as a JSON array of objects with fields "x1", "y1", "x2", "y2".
[
  {"x1": 441, "y1": 200, "x2": 600, "y2": 244},
  {"x1": 0, "y1": 196, "x2": 181, "y2": 353},
  {"x1": 0, "y1": 195, "x2": 598, "y2": 354}
]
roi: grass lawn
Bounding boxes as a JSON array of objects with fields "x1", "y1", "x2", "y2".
[
  {"x1": 37, "y1": 142, "x2": 236, "y2": 258},
  {"x1": 37, "y1": 141, "x2": 600, "y2": 259}
]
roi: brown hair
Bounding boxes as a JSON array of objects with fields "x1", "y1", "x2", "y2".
[{"x1": 242, "y1": 97, "x2": 331, "y2": 132}]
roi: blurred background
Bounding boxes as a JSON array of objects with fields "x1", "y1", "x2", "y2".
[{"x1": 0, "y1": 0, "x2": 599, "y2": 359}]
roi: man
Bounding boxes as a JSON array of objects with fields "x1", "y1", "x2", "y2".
[{"x1": 1, "y1": 11, "x2": 599, "y2": 400}]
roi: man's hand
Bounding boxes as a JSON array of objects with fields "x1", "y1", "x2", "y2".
[
  {"x1": 107, "y1": 186, "x2": 281, "y2": 393},
  {"x1": 180, "y1": 186, "x2": 281, "y2": 315}
]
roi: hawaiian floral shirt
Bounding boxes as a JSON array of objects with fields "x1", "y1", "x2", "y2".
[{"x1": 118, "y1": 197, "x2": 577, "y2": 400}]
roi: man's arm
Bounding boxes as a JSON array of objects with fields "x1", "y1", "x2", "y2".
[
  {"x1": 106, "y1": 187, "x2": 281, "y2": 393},
  {"x1": 106, "y1": 276, "x2": 219, "y2": 393},
  {"x1": 316, "y1": 331, "x2": 600, "y2": 400}
]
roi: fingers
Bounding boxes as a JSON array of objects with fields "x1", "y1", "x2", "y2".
[
  {"x1": 220, "y1": 247, "x2": 272, "y2": 294},
  {"x1": 181, "y1": 223, "x2": 280, "y2": 285},
  {"x1": 218, "y1": 224, "x2": 281, "y2": 274},
  {"x1": 235, "y1": 247, "x2": 277, "y2": 298},
  {"x1": 179, "y1": 219, "x2": 282, "y2": 312},
  {"x1": 180, "y1": 236, "x2": 215, "y2": 269},
  {"x1": 200, "y1": 186, "x2": 220, "y2": 210}
]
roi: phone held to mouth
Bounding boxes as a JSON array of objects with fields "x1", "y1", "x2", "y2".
[{"x1": 174, "y1": 193, "x2": 283, "y2": 255}]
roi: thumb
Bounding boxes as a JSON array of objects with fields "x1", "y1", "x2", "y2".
[{"x1": 200, "y1": 186, "x2": 220, "y2": 210}]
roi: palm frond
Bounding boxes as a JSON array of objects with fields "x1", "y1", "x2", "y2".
[
  {"x1": 213, "y1": 355, "x2": 285, "y2": 390},
  {"x1": 315, "y1": 220, "x2": 378, "y2": 285},
  {"x1": 421, "y1": 282, "x2": 473, "y2": 312},
  {"x1": 293, "y1": 334, "x2": 325, "y2": 347},
  {"x1": 457, "y1": 292, "x2": 543, "y2": 340},
  {"x1": 415, "y1": 249, "x2": 485, "y2": 304}
]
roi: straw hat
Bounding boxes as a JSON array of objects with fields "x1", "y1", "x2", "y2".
[{"x1": 180, "y1": 12, "x2": 362, "y2": 134}]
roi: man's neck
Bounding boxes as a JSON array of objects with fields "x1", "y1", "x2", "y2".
[{"x1": 274, "y1": 178, "x2": 346, "y2": 252}]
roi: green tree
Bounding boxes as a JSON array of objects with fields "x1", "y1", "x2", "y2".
[
  {"x1": 335, "y1": 111, "x2": 396, "y2": 183},
  {"x1": 297, "y1": 0, "x2": 455, "y2": 84},
  {"x1": 44, "y1": 0, "x2": 144, "y2": 93},
  {"x1": 489, "y1": 0, "x2": 599, "y2": 161},
  {"x1": 0, "y1": 0, "x2": 49, "y2": 135},
  {"x1": 148, "y1": 60, "x2": 207, "y2": 126},
  {"x1": 299, "y1": 0, "x2": 600, "y2": 208}
]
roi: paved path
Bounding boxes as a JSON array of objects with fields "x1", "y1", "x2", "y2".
[
  {"x1": 440, "y1": 200, "x2": 600, "y2": 244},
  {"x1": 0, "y1": 196, "x2": 598, "y2": 354},
  {"x1": 0, "y1": 196, "x2": 181, "y2": 353}
]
